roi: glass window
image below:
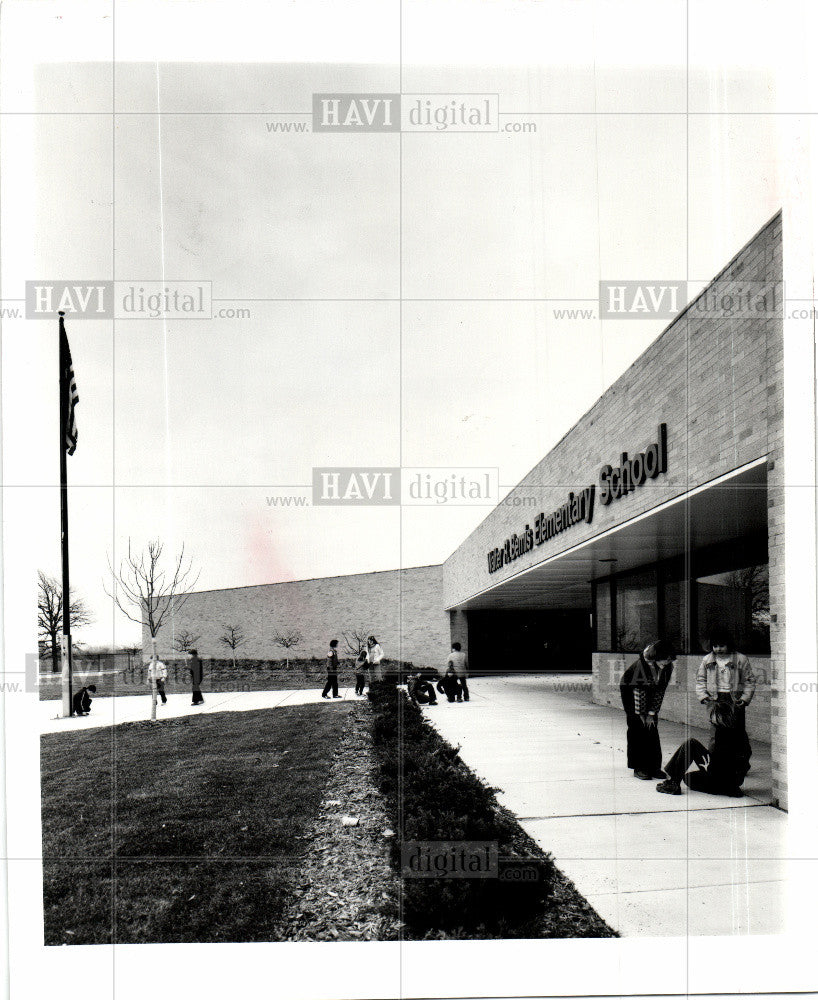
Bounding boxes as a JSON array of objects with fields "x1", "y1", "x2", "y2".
[
  {"x1": 594, "y1": 579, "x2": 613, "y2": 652},
  {"x1": 660, "y1": 562, "x2": 689, "y2": 655},
  {"x1": 615, "y1": 569, "x2": 657, "y2": 653},
  {"x1": 696, "y1": 562, "x2": 769, "y2": 654}
]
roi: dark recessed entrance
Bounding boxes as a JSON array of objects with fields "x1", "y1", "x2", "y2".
[{"x1": 467, "y1": 609, "x2": 592, "y2": 674}]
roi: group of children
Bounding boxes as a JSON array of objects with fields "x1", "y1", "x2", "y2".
[
  {"x1": 407, "y1": 643, "x2": 470, "y2": 706},
  {"x1": 620, "y1": 628, "x2": 756, "y2": 798},
  {"x1": 322, "y1": 635, "x2": 384, "y2": 699},
  {"x1": 321, "y1": 637, "x2": 471, "y2": 706}
]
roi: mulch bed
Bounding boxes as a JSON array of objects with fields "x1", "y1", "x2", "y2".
[{"x1": 275, "y1": 702, "x2": 403, "y2": 941}]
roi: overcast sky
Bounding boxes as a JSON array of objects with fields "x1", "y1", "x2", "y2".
[{"x1": 0, "y1": 2, "x2": 794, "y2": 647}]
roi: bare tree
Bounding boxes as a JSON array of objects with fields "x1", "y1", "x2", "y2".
[
  {"x1": 37, "y1": 571, "x2": 93, "y2": 672},
  {"x1": 104, "y1": 539, "x2": 200, "y2": 639},
  {"x1": 727, "y1": 563, "x2": 771, "y2": 641},
  {"x1": 219, "y1": 624, "x2": 246, "y2": 668},
  {"x1": 272, "y1": 627, "x2": 303, "y2": 672},
  {"x1": 173, "y1": 629, "x2": 201, "y2": 655},
  {"x1": 341, "y1": 626, "x2": 370, "y2": 658},
  {"x1": 727, "y1": 564, "x2": 769, "y2": 615},
  {"x1": 119, "y1": 643, "x2": 143, "y2": 672}
]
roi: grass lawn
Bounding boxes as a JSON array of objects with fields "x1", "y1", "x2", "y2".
[{"x1": 41, "y1": 703, "x2": 354, "y2": 944}]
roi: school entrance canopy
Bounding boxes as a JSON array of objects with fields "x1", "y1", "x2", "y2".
[{"x1": 446, "y1": 458, "x2": 767, "y2": 612}]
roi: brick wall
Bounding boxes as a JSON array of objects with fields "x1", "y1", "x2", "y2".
[{"x1": 144, "y1": 564, "x2": 449, "y2": 669}]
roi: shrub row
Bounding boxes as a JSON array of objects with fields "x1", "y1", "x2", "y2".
[
  {"x1": 122, "y1": 657, "x2": 417, "y2": 680},
  {"x1": 367, "y1": 678, "x2": 554, "y2": 938}
]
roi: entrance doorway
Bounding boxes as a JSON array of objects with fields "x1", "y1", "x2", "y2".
[{"x1": 466, "y1": 609, "x2": 592, "y2": 674}]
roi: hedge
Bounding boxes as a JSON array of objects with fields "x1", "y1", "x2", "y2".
[{"x1": 367, "y1": 678, "x2": 554, "y2": 938}]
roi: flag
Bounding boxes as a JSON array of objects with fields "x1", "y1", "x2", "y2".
[{"x1": 59, "y1": 314, "x2": 79, "y2": 455}]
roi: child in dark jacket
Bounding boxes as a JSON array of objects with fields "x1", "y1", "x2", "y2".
[
  {"x1": 72, "y1": 684, "x2": 97, "y2": 717},
  {"x1": 437, "y1": 664, "x2": 462, "y2": 703},
  {"x1": 619, "y1": 639, "x2": 676, "y2": 780},
  {"x1": 354, "y1": 648, "x2": 367, "y2": 696},
  {"x1": 656, "y1": 700, "x2": 752, "y2": 797}
]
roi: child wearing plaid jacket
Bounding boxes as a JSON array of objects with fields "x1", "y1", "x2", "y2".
[{"x1": 619, "y1": 640, "x2": 677, "y2": 780}]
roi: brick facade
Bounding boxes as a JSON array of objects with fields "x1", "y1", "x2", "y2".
[{"x1": 145, "y1": 564, "x2": 449, "y2": 669}]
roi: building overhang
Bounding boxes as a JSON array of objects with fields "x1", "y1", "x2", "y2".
[{"x1": 447, "y1": 457, "x2": 768, "y2": 612}]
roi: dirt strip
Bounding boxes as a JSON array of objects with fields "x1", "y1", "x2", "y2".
[{"x1": 275, "y1": 702, "x2": 402, "y2": 941}]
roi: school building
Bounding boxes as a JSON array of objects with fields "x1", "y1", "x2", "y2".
[{"x1": 152, "y1": 212, "x2": 788, "y2": 808}]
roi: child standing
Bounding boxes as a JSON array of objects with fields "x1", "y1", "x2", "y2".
[
  {"x1": 366, "y1": 635, "x2": 384, "y2": 683},
  {"x1": 447, "y1": 642, "x2": 469, "y2": 701},
  {"x1": 147, "y1": 657, "x2": 168, "y2": 705},
  {"x1": 619, "y1": 639, "x2": 676, "y2": 780},
  {"x1": 354, "y1": 647, "x2": 367, "y2": 696},
  {"x1": 322, "y1": 639, "x2": 341, "y2": 699},
  {"x1": 695, "y1": 627, "x2": 756, "y2": 736}
]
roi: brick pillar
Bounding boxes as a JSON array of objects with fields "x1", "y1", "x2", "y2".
[
  {"x1": 773, "y1": 196, "x2": 817, "y2": 812},
  {"x1": 767, "y1": 462, "x2": 786, "y2": 810},
  {"x1": 766, "y1": 212, "x2": 787, "y2": 811},
  {"x1": 449, "y1": 608, "x2": 468, "y2": 660}
]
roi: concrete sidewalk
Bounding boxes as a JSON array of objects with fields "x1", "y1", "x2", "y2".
[
  {"x1": 39, "y1": 687, "x2": 361, "y2": 735},
  {"x1": 422, "y1": 673, "x2": 787, "y2": 937}
]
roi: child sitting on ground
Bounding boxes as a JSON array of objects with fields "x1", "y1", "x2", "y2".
[
  {"x1": 437, "y1": 664, "x2": 462, "y2": 703},
  {"x1": 408, "y1": 670, "x2": 438, "y2": 706},
  {"x1": 656, "y1": 700, "x2": 752, "y2": 797}
]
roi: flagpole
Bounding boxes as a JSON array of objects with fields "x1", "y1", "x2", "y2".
[{"x1": 59, "y1": 312, "x2": 73, "y2": 718}]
